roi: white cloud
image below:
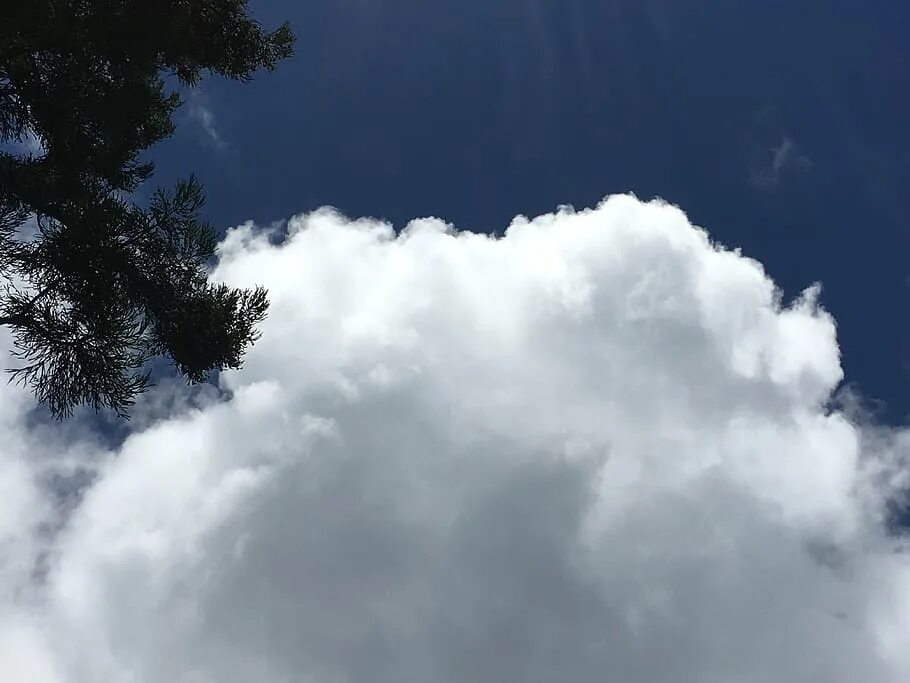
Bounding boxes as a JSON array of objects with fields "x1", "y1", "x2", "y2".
[
  {"x1": 750, "y1": 136, "x2": 813, "y2": 189},
  {"x1": 185, "y1": 90, "x2": 226, "y2": 150},
  {"x1": 1, "y1": 195, "x2": 909, "y2": 682}
]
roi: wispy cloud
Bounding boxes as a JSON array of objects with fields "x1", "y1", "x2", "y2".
[
  {"x1": 184, "y1": 90, "x2": 228, "y2": 151},
  {"x1": 750, "y1": 135, "x2": 813, "y2": 189}
]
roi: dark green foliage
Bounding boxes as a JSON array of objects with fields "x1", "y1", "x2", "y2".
[{"x1": 0, "y1": 1, "x2": 294, "y2": 417}]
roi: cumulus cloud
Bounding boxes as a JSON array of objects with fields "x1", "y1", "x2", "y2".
[{"x1": 2, "y1": 195, "x2": 910, "y2": 682}]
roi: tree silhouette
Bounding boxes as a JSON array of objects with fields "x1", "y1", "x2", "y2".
[{"x1": 0, "y1": 1, "x2": 294, "y2": 417}]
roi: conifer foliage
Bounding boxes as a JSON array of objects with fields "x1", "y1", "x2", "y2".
[{"x1": 0, "y1": 1, "x2": 294, "y2": 417}]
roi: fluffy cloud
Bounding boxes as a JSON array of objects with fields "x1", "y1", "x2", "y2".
[{"x1": 2, "y1": 195, "x2": 909, "y2": 682}]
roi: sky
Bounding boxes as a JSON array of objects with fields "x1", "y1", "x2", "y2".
[
  {"x1": 153, "y1": 0, "x2": 910, "y2": 423},
  {"x1": 3, "y1": 1, "x2": 910, "y2": 681}
]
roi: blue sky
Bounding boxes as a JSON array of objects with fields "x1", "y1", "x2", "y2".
[
  {"x1": 150, "y1": 0, "x2": 910, "y2": 423},
  {"x1": 7, "y1": 4, "x2": 910, "y2": 678}
]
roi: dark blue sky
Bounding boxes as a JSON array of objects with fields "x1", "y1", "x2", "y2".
[{"x1": 152, "y1": 0, "x2": 909, "y2": 423}]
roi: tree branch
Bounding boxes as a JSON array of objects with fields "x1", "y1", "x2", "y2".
[{"x1": 0, "y1": 314, "x2": 26, "y2": 327}]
